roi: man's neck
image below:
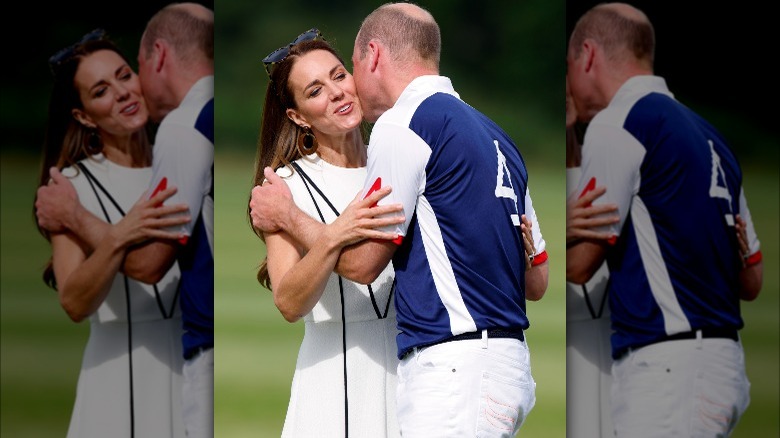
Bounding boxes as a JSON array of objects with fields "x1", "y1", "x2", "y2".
[{"x1": 388, "y1": 66, "x2": 439, "y2": 107}]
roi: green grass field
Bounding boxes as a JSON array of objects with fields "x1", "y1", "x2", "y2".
[{"x1": 2, "y1": 149, "x2": 778, "y2": 437}]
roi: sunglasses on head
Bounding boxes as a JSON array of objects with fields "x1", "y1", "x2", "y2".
[
  {"x1": 262, "y1": 28, "x2": 325, "y2": 79},
  {"x1": 48, "y1": 28, "x2": 107, "y2": 75}
]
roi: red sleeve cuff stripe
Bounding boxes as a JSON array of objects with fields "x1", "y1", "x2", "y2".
[
  {"x1": 371, "y1": 235, "x2": 404, "y2": 246},
  {"x1": 745, "y1": 251, "x2": 762, "y2": 267},
  {"x1": 531, "y1": 250, "x2": 548, "y2": 266}
]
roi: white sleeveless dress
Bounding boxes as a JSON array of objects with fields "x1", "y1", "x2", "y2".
[
  {"x1": 565, "y1": 166, "x2": 614, "y2": 438},
  {"x1": 62, "y1": 154, "x2": 185, "y2": 438},
  {"x1": 276, "y1": 155, "x2": 400, "y2": 437}
]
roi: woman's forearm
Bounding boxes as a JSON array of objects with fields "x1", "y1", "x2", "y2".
[
  {"x1": 271, "y1": 232, "x2": 343, "y2": 322},
  {"x1": 54, "y1": 232, "x2": 128, "y2": 322}
]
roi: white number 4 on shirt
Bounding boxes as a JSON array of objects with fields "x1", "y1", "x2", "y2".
[
  {"x1": 494, "y1": 140, "x2": 521, "y2": 226},
  {"x1": 709, "y1": 139, "x2": 734, "y2": 226}
]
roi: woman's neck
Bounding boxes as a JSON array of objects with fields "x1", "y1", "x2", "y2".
[
  {"x1": 100, "y1": 132, "x2": 141, "y2": 168},
  {"x1": 315, "y1": 128, "x2": 366, "y2": 168}
]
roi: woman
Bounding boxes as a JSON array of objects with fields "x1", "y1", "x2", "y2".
[
  {"x1": 251, "y1": 30, "x2": 402, "y2": 437},
  {"x1": 36, "y1": 29, "x2": 188, "y2": 438},
  {"x1": 565, "y1": 75, "x2": 618, "y2": 438}
]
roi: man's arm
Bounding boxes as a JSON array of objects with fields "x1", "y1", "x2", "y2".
[
  {"x1": 566, "y1": 123, "x2": 641, "y2": 284},
  {"x1": 142, "y1": 119, "x2": 214, "y2": 282},
  {"x1": 249, "y1": 167, "x2": 403, "y2": 284},
  {"x1": 35, "y1": 167, "x2": 188, "y2": 284},
  {"x1": 566, "y1": 239, "x2": 609, "y2": 285}
]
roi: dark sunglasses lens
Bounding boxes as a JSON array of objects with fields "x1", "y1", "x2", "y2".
[
  {"x1": 292, "y1": 29, "x2": 321, "y2": 45},
  {"x1": 49, "y1": 28, "x2": 107, "y2": 68},
  {"x1": 262, "y1": 46, "x2": 290, "y2": 64},
  {"x1": 82, "y1": 28, "x2": 106, "y2": 43},
  {"x1": 262, "y1": 28, "x2": 323, "y2": 78}
]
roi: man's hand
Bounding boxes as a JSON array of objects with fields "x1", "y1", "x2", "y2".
[
  {"x1": 35, "y1": 167, "x2": 79, "y2": 233},
  {"x1": 249, "y1": 167, "x2": 294, "y2": 233},
  {"x1": 566, "y1": 185, "x2": 620, "y2": 244}
]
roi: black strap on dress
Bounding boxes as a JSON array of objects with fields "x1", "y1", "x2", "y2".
[
  {"x1": 77, "y1": 162, "x2": 180, "y2": 438},
  {"x1": 290, "y1": 162, "x2": 395, "y2": 438}
]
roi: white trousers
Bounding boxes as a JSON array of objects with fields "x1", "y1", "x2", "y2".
[
  {"x1": 182, "y1": 348, "x2": 214, "y2": 438},
  {"x1": 397, "y1": 334, "x2": 535, "y2": 437},
  {"x1": 566, "y1": 316, "x2": 613, "y2": 438},
  {"x1": 612, "y1": 337, "x2": 750, "y2": 437}
]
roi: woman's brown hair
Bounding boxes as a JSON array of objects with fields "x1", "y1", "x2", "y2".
[
  {"x1": 249, "y1": 39, "x2": 367, "y2": 289},
  {"x1": 36, "y1": 34, "x2": 153, "y2": 289}
]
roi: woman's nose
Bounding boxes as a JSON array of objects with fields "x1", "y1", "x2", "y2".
[
  {"x1": 115, "y1": 83, "x2": 130, "y2": 100},
  {"x1": 329, "y1": 84, "x2": 345, "y2": 101}
]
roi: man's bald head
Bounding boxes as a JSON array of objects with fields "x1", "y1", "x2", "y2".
[
  {"x1": 355, "y1": 2, "x2": 441, "y2": 70},
  {"x1": 569, "y1": 2, "x2": 654, "y2": 69},
  {"x1": 141, "y1": 2, "x2": 214, "y2": 64}
]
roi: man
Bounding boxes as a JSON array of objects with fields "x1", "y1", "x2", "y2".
[
  {"x1": 250, "y1": 2, "x2": 548, "y2": 435},
  {"x1": 566, "y1": 4, "x2": 763, "y2": 437},
  {"x1": 137, "y1": 4, "x2": 214, "y2": 438},
  {"x1": 35, "y1": 3, "x2": 214, "y2": 437}
]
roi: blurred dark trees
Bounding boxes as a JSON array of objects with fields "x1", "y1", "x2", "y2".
[{"x1": 2, "y1": 1, "x2": 774, "y2": 170}]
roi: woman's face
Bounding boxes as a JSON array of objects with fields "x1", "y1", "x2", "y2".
[
  {"x1": 72, "y1": 49, "x2": 148, "y2": 136},
  {"x1": 285, "y1": 49, "x2": 363, "y2": 136}
]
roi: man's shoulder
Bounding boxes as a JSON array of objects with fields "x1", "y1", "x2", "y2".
[
  {"x1": 159, "y1": 76, "x2": 214, "y2": 128},
  {"x1": 160, "y1": 100, "x2": 211, "y2": 129}
]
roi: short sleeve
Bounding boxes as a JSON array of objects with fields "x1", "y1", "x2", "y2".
[
  {"x1": 148, "y1": 123, "x2": 214, "y2": 237},
  {"x1": 362, "y1": 122, "x2": 431, "y2": 241},
  {"x1": 575, "y1": 123, "x2": 645, "y2": 239}
]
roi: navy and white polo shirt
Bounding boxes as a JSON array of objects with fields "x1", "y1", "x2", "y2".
[
  {"x1": 148, "y1": 76, "x2": 214, "y2": 359},
  {"x1": 363, "y1": 75, "x2": 546, "y2": 359},
  {"x1": 574, "y1": 75, "x2": 761, "y2": 358}
]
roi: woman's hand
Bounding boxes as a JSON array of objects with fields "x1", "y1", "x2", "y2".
[
  {"x1": 566, "y1": 185, "x2": 620, "y2": 244},
  {"x1": 735, "y1": 214, "x2": 750, "y2": 266},
  {"x1": 110, "y1": 186, "x2": 191, "y2": 248},
  {"x1": 521, "y1": 214, "x2": 536, "y2": 271},
  {"x1": 323, "y1": 187, "x2": 405, "y2": 249}
]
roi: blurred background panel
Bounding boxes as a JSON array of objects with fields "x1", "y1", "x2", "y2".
[
  {"x1": 0, "y1": 1, "x2": 213, "y2": 437},
  {"x1": 566, "y1": 1, "x2": 779, "y2": 437},
  {"x1": 214, "y1": 0, "x2": 565, "y2": 437}
]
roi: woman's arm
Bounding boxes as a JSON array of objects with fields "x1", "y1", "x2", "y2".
[
  {"x1": 735, "y1": 214, "x2": 762, "y2": 301},
  {"x1": 52, "y1": 230, "x2": 128, "y2": 323},
  {"x1": 51, "y1": 193, "x2": 189, "y2": 322},
  {"x1": 266, "y1": 191, "x2": 404, "y2": 322},
  {"x1": 521, "y1": 214, "x2": 548, "y2": 301},
  {"x1": 36, "y1": 168, "x2": 189, "y2": 284},
  {"x1": 265, "y1": 230, "x2": 340, "y2": 323}
]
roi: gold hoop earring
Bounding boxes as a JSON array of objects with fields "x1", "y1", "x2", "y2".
[
  {"x1": 84, "y1": 129, "x2": 103, "y2": 155},
  {"x1": 297, "y1": 126, "x2": 318, "y2": 155}
]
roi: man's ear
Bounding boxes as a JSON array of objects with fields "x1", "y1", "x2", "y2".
[
  {"x1": 152, "y1": 40, "x2": 167, "y2": 73},
  {"x1": 286, "y1": 108, "x2": 308, "y2": 129},
  {"x1": 71, "y1": 108, "x2": 96, "y2": 130},
  {"x1": 368, "y1": 40, "x2": 380, "y2": 73},
  {"x1": 582, "y1": 39, "x2": 596, "y2": 73}
]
